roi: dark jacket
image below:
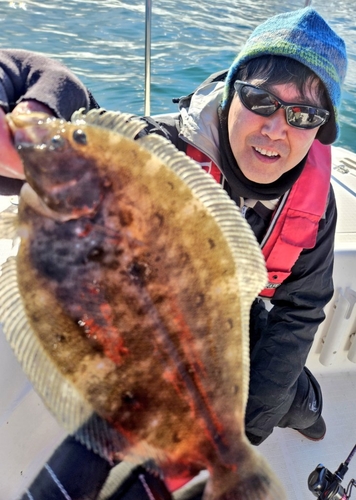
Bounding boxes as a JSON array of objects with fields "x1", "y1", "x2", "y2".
[{"x1": 0, "y1": 49, "x2": 336, "y2": 445}]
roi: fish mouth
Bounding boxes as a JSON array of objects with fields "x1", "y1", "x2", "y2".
[
  {"x1": 20, "y1": 183, "x2": 78, "y2": 222},
  {"x1": 7, "y1": 112, "x2": 59, "y2": 148}
]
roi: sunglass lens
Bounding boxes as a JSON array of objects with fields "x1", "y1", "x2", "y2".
[
  {"x1": 241, "y1": 86, "x2": 278, "y2": 116},
  {"x1": 287, "y1": 107, "x2": 326, "y2": 128}
]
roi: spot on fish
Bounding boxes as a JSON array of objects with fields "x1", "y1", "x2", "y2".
[
  {"x1": 129, "y1": 260, "x2": 151, "y2": 284},
  {"x1": 195, "y1": 294, "x2": 205, "y2": 307},
  {"x1": 87, "y1": 246, "x2": 105, "y2": 262},
  {"x1": 122, "y1": 391, "x2": 136, "y2": 405},
  {"x1": 120, "y1": 390, "x2": 150, "y2": 421},
  {"x1": 208, "y1": 238, "x2": 216, "y2": 249},
  {"x1": 172, "y1": 431, "x2": 182, "y2": 444},
  {"x1": 55, "y1": 334, "x2": 66, "y2": 343},
  {"x1": 152, "y1": 212, "x2": 164, "y2": 228},
  {"x1": 118, "y1": 209, "x2": 134, "y2": 227},
  {"x1": 225, "y1": 319, "x2": 234, "y2": 331},
  {"x1": 179, "y1": 252, "x2": 190, "y2": 266}
]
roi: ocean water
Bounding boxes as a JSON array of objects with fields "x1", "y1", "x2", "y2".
[{"x1": 0, "y1": 0, "x2": 354, "y2": 151}]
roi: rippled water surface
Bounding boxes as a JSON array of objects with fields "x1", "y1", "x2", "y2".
[{"x1": 0, "y1": 0, "x2": 355, "y2": 150}]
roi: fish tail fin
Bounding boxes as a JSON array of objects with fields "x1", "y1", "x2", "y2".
[{"x1": 205, "y1": 444, "x2": 286, "y2": 500}]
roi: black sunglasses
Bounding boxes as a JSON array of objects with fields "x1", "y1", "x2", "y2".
[{"x1": 234, "y1": 80, "x2": 330, "y2": 130}]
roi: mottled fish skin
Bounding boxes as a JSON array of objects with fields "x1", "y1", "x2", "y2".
[{"x1": 0, "y1": 110, "x2": 285, "y2": 499}]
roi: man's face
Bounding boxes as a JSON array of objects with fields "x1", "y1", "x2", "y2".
[{"x1": 228, "y1": 81, "x2": 323, "y2": 184}]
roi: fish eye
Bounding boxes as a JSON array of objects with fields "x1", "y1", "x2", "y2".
[
  {"x1": 49, "y1": 135, "x2": 65, "y2": 150},
  {"x1": 73, "y1": 129, "x2": 87, "y2": 145}
]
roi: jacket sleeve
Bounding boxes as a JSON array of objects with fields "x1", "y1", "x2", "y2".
[
  {"x1": 0, "y1": 49, "x2": 99, "y2": 195},
  {"x1": 0, "y1": 49, "x2": 92, "y2": 119},
  {"x1": 245, "y1": 185, "x2": 337, "y2": 444}
]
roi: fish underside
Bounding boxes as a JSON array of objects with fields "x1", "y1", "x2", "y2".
[{"x1": 0, "y1": 109, "x2": 285, "y2": 500}]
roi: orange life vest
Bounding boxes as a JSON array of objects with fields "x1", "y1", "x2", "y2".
[{"x1": 186, "y1": 141, "x2": 331, "y2": 297}]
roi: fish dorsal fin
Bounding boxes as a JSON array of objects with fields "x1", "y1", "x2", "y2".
[
  {"x1": 71, "y1": 108, "x2": 147, "y2": 140},
  {"x1": 137, "y1": 133, "x2": 267, "y2": 303},
  {"x1": 0, "y1": 256, "x2": 127, "y2": 461}
]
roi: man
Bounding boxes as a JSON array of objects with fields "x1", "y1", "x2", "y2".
[{"x1": 0, "y1": 7, "x2": 348, "y2": 500}]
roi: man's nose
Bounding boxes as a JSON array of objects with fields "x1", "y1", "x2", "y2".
[{"x1": 260, "y1": 109, "x2": 288, "y2": 140}]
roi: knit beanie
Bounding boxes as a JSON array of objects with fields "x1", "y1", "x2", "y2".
[{"x1": 223, "y1": 8, "x2": 347, "y2": 144}]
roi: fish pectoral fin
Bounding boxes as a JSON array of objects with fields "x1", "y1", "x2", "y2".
[
  {"x1": 0, "y1": 202, "x2": 19, "y2": 240},
  {"x1": 19, "y1": 183, "x2": 75, "y2": 222}
]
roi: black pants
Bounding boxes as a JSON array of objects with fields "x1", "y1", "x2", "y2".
[
  {"x1": 277, "y1": 366, "x2": 323, "y2": 430},
  {"x1": 245, "y1": 365, "x2": 323, "y2": 446},
  {"x1": 246, "y1": 299, "x2": 323, "y2": 445}
]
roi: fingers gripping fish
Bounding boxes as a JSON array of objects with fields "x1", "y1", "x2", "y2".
[{"x1": 0, "y1": 109, "x2": 286, "y2": 499}]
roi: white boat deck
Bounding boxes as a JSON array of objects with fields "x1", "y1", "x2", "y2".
[
  {"x1": 259, "y1": 372, "x2": 356, "y2": 499},
  {"x1": 1, "y1": 146, "x2": 356, "y2": 499}
]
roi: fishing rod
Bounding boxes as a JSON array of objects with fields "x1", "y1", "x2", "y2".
[{"x1": 144, "y1": 0, "x2": 152, "y2": 116}]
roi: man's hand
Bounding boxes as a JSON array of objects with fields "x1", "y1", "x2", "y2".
[{"x1": 0, "y1": 100, "x2": 54, "y2": 180}]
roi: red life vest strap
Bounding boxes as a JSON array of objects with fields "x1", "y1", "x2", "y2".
[{"x1": 260, "y1": 141, "x2": 331, "y2": 297}]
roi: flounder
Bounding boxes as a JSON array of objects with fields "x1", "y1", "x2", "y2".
[{"x1": 0, "y1": 109, "x2": 285, "y2": 499}]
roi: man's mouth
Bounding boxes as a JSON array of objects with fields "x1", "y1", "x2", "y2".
[{"x1": 254, "y1": 146, "x2": 280, "y2": 158}]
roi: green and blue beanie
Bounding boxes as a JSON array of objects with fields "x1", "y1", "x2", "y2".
[{"x1": 223, "y1": 8, "x2": 348, "y2": 144}]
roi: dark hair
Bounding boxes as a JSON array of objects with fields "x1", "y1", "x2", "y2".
[{"x1": 232, "y1": 55, "x2": 328, "y2": 109}]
